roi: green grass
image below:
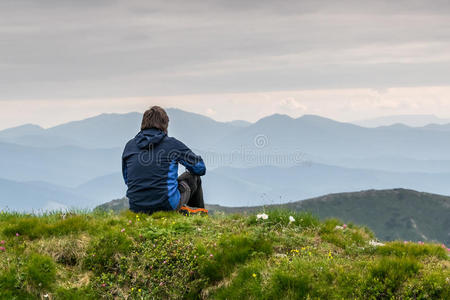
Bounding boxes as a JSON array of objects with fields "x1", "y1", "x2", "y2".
[
  {"x1": 0, "y1": 209, "x2": 448, "y2": 299},
  {"x1": 208, "y1": 188, "x2": 450, "y2": 245}
]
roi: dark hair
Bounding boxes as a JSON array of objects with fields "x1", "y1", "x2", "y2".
[{"x1": 141, "y1": 106, "x2": 169, "y2": 133}]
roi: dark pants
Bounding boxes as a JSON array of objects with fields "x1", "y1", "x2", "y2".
[{"x1": 177, "y1": 171, "x2": 205, "y2": 209}]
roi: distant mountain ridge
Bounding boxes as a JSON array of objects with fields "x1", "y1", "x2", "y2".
[
  {"x1": 214, "y1": 113, "x2": 450, "y2": 160},
  {"x1": 0, "y1": 141, "x2": 121, "y2": 186},
  {"x1": 206, "y1": 164, "x2": 450, "y2": 206},
  {"x1": 0, "y1": 109, "x2": 245, "y2": 149},
  {"x1": 3, "y1": 111, "x2": 450, "y2": 158},
  {"x1": 0, "y1": 124, "x2": 45, "y2": 138},
  {"x1": 0, "y1": 174, "x2": 127, "y2": 212},
  {"x1": 0, "y1": 177, "x2": 90, "y2": 212},
  {"x1": 354, "y1": 114, "x2": 450, "y2": 127}
]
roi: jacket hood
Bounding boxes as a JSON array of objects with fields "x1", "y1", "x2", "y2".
[{"x1": 135, "y1": 128, "x2": 167, "y2": 149}]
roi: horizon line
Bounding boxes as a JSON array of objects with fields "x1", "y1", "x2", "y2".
[{"x1": 1, "y1": 108, "x2": 448, "y2": 132}]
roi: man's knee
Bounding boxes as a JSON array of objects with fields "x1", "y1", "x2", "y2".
[
  {"x1": 190, "y1": 174, "x2": 201, "y2": 190},
  {"x1": 191, "y1": 173, "x2": 201, "y2": 187},
  {"x1": 179, "y1": 171, "x2": 200, "y2": 190}
]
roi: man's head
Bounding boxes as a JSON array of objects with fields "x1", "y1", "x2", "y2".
[{"x1": 141, "y1": 106, "x2": 169, "y2": 133}]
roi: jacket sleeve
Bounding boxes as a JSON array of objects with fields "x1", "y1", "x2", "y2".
[{"x1": 175, "y1": 140, "x2": 206, "y2": 176}]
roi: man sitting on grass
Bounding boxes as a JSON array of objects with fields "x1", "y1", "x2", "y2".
[{"x1": 122, "y1": 106, "x2": 207, "y2": 215}]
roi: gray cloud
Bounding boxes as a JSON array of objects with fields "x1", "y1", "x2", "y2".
[{"x1": 1, "y1": 0, "x2": 450, "y2": 100}]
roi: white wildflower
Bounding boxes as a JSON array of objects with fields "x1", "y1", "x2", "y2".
[
  {"x1": 369, "y1": 240, "x2": 385, "y2": 247},
  {"x1": 256, "y1": 213, "x2": 269, "y2": 220},
  {"x1": 289, "y1": 216, "x2": 295, "y2": 223},
  {"x1": 274, "y1": 253, "x2": 287, "y2": 258},
  {"x1": 335, "y1": 225, "x2": 344, "y2": 230}
]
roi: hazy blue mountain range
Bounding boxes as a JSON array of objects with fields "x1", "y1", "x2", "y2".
[
  {"x1": 0, "y1": 178, "x2": 90, "y2": 212},
  {"x1": 228, "y1": 120, "x2": 252, "y2": 127},
  {"x1": 2, "y1": 108, "x2": 450, "y2": 211},
  {"x1": 354, "y1": 114, "x2": 450, "y2": 127},
  {"x1": 214, "y1": 114, "x2": 450, "y2": 160},
  {"x1": 0, "y1": 124, "x2": 45, "y2": 138},
  {"x1": 0, "y1": 174, "x2": 126, "y2": 212},
  {"x1": 0, "y1": 141, "x2": 121, "y2": 186},
  {"x1": 0, "y1": 113, "x2": 142, "y2": 148},
  {"x1": 3, "y1": 109, "x2": 450, "y2": 160},
  {"x1": 205, "y1": 164, "x2": 450, "y2": 206},
  {"x1": 422, "y1": 123, "x2": 450, "y2": 132},
  {"x1": 320, "y1": 156, "x2": 450, "y2": 174},
  {"x1": 74, "y1": 173, "x2": 127, "y2": 205},
  {"x1": 0, "y1": 109, "x2": 243, "y2": 150}
]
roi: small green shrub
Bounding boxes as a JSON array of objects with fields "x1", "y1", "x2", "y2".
[
  {"x1": 200, "y1": 234, "x2": 272, "y2": 282},
  {"x1": 364, "y1": 256, "x2": 421, "y2": 298},
  {"x1": 25, "y1": 254, "x2": 57, "y2": 291},
  {"x1": 332, "y1": 264, "x2": 367, "y2": 299},
  {"x1": 139, "y1": 226, "x2": 173, "y2": 240},
  {"x1": 268, "y1": 268, "x2": 311, "y2": 299},
  {"x1": 0, "y1": 267, "x2": 34, "y2": 299},
  {"x1": 170, "y1": 221, "x2": 195, "y2": 233},
  {"x1": 376, "y1": 241, "x2": 448, "y2": 259},
  {"x1": 0, "y1": 268, "x2": 19, "y2": 291},
  {"x1": 321, "y1": 232, "x2": 347, "y2": 249},
  {"x1": 348, "y1": 230, "x2": 365, "y2": 245},
  {"x1": 405, "y1": 271, "x2": 450, "y2": 299},
  {"x1": 319, "y1": 218, "x2": 342, "y2": 234},
  {"x1": 3, "y1": 218, "x2": 43, "y2": 239},
  {"x1": 48, "y1": 216, "x2": 90, "y2": 236},
  {"x1": 212, "y1": 262, "x2": 264, "y2": 300},
  {"x1": 84, "y1": 231, "x2": 132, "y2": 274},
  {"x1": 320, "y1": 219, "x2": 367, "y2": 251},
  {"x1": 3, "y1": 215, "x2": 90, "y2": 239}
]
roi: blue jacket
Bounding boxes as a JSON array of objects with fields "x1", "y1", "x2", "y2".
[{"x1": 122, "y1": 128, "x2": 206, "y2": 212}]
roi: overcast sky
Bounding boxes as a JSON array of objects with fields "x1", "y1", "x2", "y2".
[{"x1": 1, "y1": 0, "x2": 450, "y2": 129}]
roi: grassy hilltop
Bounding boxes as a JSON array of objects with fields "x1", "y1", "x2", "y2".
[
  {"x1": 0, "y1": 210, "x2": 449, "y2": 299},
  {"x1": 99, "y1": 189, "x2": 450, "y2": 245},
  {"x1": 207, "y1": 189, "x2": 450, "y2": 245}
]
